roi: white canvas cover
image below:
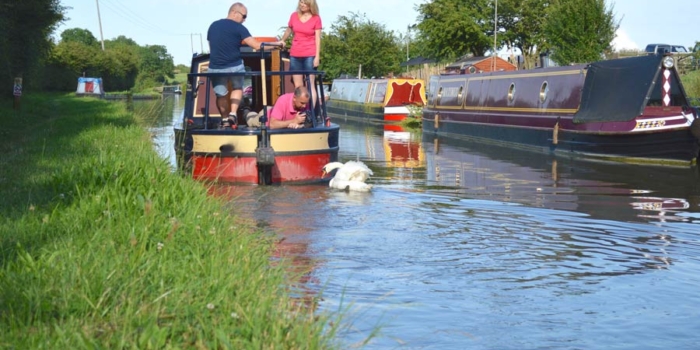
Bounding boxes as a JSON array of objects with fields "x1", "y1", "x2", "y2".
[{"x1": 76, "y1": 77, "x2": 104, "y2": 95}]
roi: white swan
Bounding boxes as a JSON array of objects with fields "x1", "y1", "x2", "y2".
[{"x1": 322, "y1": 161, "x2": 373, "y2": 192}]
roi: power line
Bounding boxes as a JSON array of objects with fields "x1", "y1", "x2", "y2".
[{"x1": 100, "y1": 0, "x2": 189, "y2": 36}]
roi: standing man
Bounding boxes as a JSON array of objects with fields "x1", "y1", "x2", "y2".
[{"x1": 207, "y1": 2, "x2": 284, "y2": 128}]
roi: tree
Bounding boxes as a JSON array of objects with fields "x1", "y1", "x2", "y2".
[
  {"x1": 542, "y1": 0, "x2": 617, "y2": 65},
  {"x1": 497, "y1": 0, "x2": 550, "y2": 69},
  {"x1": 414, "y1": 0, "x2": 493, "y2": 62},
  {"x1": 135, "y1": 45, "x2": 174, "y2": 89},
  {"x1": 321, "y1": 13, "x2": 403, "y2": 79},
  {"x1": 60, "y1": 28, "x2": 99, "y2": 47},
  {"x1": 0, "y1": 0, "x2": 65, "y2": 95}
]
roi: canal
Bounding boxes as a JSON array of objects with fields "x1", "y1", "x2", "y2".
[{"x1": 149, "y1": 96, "x2": 700, "y2": 349}]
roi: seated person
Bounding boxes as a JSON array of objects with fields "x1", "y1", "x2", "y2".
[{"x1": 246, "y1": 86, "x2": 310, "y2": 129}]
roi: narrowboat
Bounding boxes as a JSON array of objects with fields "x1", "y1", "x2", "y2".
[
  {"x1": 326, "y1": 77, "x2": 426, "y2": 123},
  {"x1": 174, "y1": 38, "x2": 339, "y2": 185},
  {"x1": 422, "y1": 54, "x2": 700, "y2": 166}
]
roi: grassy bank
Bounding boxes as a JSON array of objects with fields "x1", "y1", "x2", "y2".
[
  {"x1": 681, "y1": 69, "x2": 700, "y2": 104},
  {"x1": 0, "y1": 94, "x2": 338, "y2": 348}
]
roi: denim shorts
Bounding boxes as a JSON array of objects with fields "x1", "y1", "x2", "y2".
[
  {"x1": 290, "y1": 56, "x2": 316, "y2": 72},
  {"x1": 208, "y1": 64, "x2": 245, "y2": 97}
]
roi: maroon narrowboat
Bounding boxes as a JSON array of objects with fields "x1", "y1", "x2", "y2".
[{"x1": 422, "y1": 54, "x2": 700, "y2": 166}]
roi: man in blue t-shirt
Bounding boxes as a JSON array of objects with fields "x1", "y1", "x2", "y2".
[{"x1": 207, "y1": 2, "x2": 284, "y2": 128}]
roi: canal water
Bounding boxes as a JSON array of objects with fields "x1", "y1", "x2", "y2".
[{"x1": 149, "y1": 97, "x2": 700, "y2": 349}]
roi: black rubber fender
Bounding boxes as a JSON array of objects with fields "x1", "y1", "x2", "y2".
[{"x1": 691, "y1": 117, "x2": 700, "y2": 140}]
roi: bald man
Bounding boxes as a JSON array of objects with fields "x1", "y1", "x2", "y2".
[{"x1": 207, "y1": 2, "x2": 284, "y2": 128}]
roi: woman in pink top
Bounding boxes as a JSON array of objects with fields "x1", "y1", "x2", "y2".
[{"x1": 280, "y1": 0, "x2": 322, "y2": 108}]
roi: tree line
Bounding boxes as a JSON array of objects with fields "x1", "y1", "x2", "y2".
[
  {"x1": 322, "y1": 0, "x2": 618, "y2": 78},
  {"x1": 0, "y1": 0, "x2": 174, "y2": 98},
  {"x1": 6, "y1": 0, "x2": 680, "y2": 97}
]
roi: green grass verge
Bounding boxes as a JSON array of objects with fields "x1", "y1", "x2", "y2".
[
  {"x1": 681, "y1": 69, "x2": 700, "y2": 103},
  {"x1": 0, "y1": 94, "x2": 340, "y2": 348}
]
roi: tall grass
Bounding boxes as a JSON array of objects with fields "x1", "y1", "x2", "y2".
[
  {"x1": 0, "y1": 94, "x2": 340, "y2": 348},
  {"x1": 681, "y1": 69, "x2": 700, "y2": 103}
]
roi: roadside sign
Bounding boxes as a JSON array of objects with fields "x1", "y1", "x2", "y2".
[{"x1": 13, "y1": 77, "x2": 22, "y2": 97}]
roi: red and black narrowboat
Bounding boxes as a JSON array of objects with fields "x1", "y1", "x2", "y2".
[
  {"x1": 422, "y1": 54, "x2": 700, "y2": 166},
  {"x1": 326, "y1": 77, "x2": 426, "y2": 123},
  {"x1": 174, "y1": 38, "x2": 339, "y2": 184}
]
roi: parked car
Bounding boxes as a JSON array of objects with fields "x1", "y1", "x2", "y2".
[{"x1": 644, "y1": 43, "x2": 689, "y2": 55}]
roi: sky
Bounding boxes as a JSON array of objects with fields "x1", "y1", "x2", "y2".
[{"x1": 55, "y1": 0, "x2": 699, "y2": 66}]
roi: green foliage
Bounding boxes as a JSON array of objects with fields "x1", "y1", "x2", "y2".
[
  {"x1": 135, "y1": 45, "x2": 175, "y2": 90},
  {"x1": 44, "y1": 29, "x2": 174, "y2": 92},
  {"x1": 497, "y1": 0, "x2": 549, "y2": 68},
  {"x1": 681, "y1": 70, "x2": 700, "y2": 100},
  {"x1": 0, "y1": 0, "x2": 65, "y2": 95},
  {"x1": 414, "y1": 0, "x2": 492, "y2": 61},
  {"x1": 321, "y1": 13, "x2": 403, "y2": 79},
  {"x1": 46, "y1": 38, "x2": 139, "y2": 92},
  {"x1": 60, "y1": 28, "x2": 99, "y2": 46},
  {"x1": 543, "y1": 0, "x2": 618, "y2": 65}
]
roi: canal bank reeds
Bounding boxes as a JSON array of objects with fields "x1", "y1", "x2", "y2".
[{"x1": 0, "y1": 94, "x2": 338, "y2": 348}]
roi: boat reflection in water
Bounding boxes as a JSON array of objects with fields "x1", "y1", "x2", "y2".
[{"x1": 420, "y1": 133, "x2": 700, "y2": 223}]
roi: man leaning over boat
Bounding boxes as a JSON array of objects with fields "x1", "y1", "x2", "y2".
[{"x1": 246, "y1": 86, "x2": 310, "y2": 129}]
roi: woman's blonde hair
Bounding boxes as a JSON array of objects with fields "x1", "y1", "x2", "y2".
[{"x1": 297, "y1": 0, "x2": 319, "y2": 16}]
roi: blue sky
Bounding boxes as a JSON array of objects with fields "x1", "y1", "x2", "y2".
[{"x1": 56, "y1": 0, "x2": 699, "y2": 66}]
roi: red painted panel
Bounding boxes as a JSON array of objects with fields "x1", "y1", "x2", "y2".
[
  {"x1": 191, "y1": 153, "x2": 333, "y2": 184},
  {"x1": 387, "y1": 81, "x2": 423, "y2": 106},
  {"x1": 384, "y1": 113, "x2": 407, "y2": 122}
]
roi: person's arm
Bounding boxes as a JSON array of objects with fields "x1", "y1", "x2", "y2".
[
  {"x1": 313, "y1": 30, "x2": 321, "y2": 67},
  {"x1": 242, "y1": 36, "x2": 284, "y2": 51},
  {"x1": 280, "y1": 27, "x2": 292, "y2": 49},
  {"x1": 269, "y1": 112, "x2": 306, "y2": 129}
]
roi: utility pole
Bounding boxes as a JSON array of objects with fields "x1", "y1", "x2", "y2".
[
  {"x1": 95, "y1": 0, "x2": 105, "y2": 51},
  {"x1": 406, "y1": 26, "x2": 410, "y2": 73},
  {"x1": 199, "y1": 33, "x2": 204, "y2": 53},
  {"x1": 493, "y1": 0, "x2": 498, "y2": 71}
]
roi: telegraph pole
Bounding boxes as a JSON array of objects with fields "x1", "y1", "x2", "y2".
[
  {"x1": 493, "y1": 0, "x2": 498, "y2": 71},
  {"x1": 95, "y1": 0, "x2": 105, "y2": 51},
  {"x1": 190, "y1": 33, "x2": 194, "y2": 55},
  {"x1": 199, "y1": 33, "x2": 204, "y2": 53}
]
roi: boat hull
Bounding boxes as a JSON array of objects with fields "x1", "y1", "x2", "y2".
[
  {"x1": 176, "y1": 125, "x2": 340, "y2": 184},
  {"x1": 422, "y1": 114, "x2": 699, "y2": 165}
]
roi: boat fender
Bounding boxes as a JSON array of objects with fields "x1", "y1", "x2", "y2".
[
  {"x1": 256, "y1": 146, "x2": 276, "y2": 166},
  {"x1": 691, "y1": 117, "x2": 700, "y2": 141},
  {"x1": 690, "y1": 116, "x2": 700, "y2": 140}
]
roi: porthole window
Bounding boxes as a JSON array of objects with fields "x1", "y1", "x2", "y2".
[
  {"x1": 508, "y1": 83, "x2": 516, "y2": 102},
  {"x1": 540, "y1": 81, "x2": 549, "y2": 103},
  {"x1": 468, "y1": 66, "x2": 477, "y2": 74}
]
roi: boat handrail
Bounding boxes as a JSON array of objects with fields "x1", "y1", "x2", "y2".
[{"x1": 189, "y1": 69, "x2": 329, "y2": 129}]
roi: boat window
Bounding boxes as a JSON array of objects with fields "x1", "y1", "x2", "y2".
[
  {"x1": 540, "y1": 81, "x2": 549, "y2": 103},
  {"x1": 508, "y1": 83, "x2": 515, "y2": 102},
  {"x1": 458, "y1": 86, "x2": 463, "y2": 102}
]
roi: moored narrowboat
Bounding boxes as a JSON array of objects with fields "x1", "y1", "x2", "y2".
[
  {"x1": 327, "y1": 77, "x2": 426, "y2": 123},
  {"x1": 422, "y1": 54, "x2": 700, "y2": 166},
  {"x1": 174, "y1": 38, "x2": 339, "y2": 185}
]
